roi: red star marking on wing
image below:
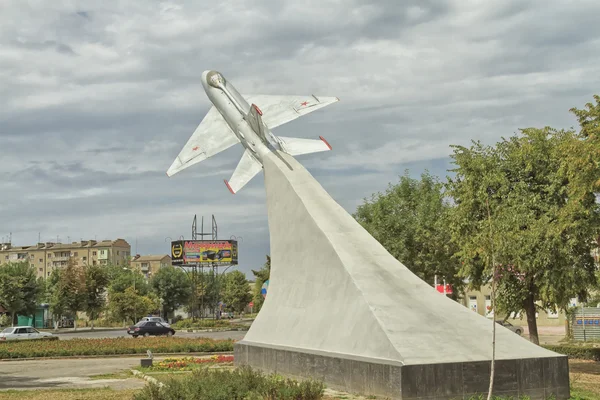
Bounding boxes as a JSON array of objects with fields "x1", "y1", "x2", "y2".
[
  {"x1": 300, "y1": 101, "x2": 309, "y2": 106},
  {"x1": 192, "y1": 146, "x2": 199, "y2": 151}
]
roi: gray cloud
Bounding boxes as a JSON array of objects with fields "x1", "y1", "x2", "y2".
[{"x1": 2, "y1": 0, "x2": 600, "y2": 275}]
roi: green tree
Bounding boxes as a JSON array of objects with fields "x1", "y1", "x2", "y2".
[
  {"x1": 447, "y1": 126, "x2": 600, "y2": 344},
  {"x1": 48, "y1": 269, "x2": 66, "y2": 329},
  {"x1": 108, "y1": 287, "x2": 156, "y2": 324},
  {"x1": 354, "y1": 171, "x2": 464, "y2": 298},
  {"x1": 251, "y1": 255, "x2": 271, "y2": 312},
  {"x1": 108, "y1": 268, "x2": 149, "y2": 296},
  {"x1": 83, "y1": 265, "x2": 110, "y2": 329},
  {"x1": 0, "y1": 262, "x2": 41, "y2": 326},
  {"x1": 51, "y1": 259, "x2": 87, "y2": 330},
  {"x1": 150, "y1": 266, "x2": 192, "y2": 319},
  {"x1": 222, "y1": 270, "x2": 252, "y2": 313}
]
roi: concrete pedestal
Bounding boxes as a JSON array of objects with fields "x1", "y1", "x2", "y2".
[{"x1": 235, "y1": 151, "x2": 570, "y2": 399}]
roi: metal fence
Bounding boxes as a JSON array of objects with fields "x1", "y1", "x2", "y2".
[{"x1": 572, "y1": 307, "x2": 600, "y2": 341}]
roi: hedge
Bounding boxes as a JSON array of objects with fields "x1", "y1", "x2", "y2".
[
  {"x1": 0, "y1": 337, "x2": 234, "y2": 359},
  {"x1": 542, "y1": 344, "x2": 600, "y2": 361}
]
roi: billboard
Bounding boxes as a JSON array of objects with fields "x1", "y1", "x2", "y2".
[{"x1": 171, "y1": 240, "x2": 238, "y2": 265}]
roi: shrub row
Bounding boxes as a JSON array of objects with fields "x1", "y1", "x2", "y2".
[
  {"x1": 0, "y1": 336, "x2": 59, "y2": 343},
  {"x1": 171, "y1": 319, "x2": 232, "y2": 329},
  {"x1": 134, "y1": 365, "x2": 324, "y2": 400},
  {"x1": 0, "y1": 337, "x2": 233, "y2": 359},
  {"x1": 542, "y1": 344, "x2": 600, "y2": 361}
]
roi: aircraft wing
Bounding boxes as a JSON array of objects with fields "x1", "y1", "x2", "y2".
[
  {"x1": 244, "y1": 95, "x2": 339, "y2": 130},
  {"x1": 167, "y1": 106, "x2": 240, "y2": 176}
]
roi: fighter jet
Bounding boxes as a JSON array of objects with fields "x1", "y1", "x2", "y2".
[{"x1": 166, "y1": 70, "x2": 339, "y2": 194}]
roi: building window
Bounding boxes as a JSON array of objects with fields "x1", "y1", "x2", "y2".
[
  {"x1": 39, "y1": 259, "x2": 43, "y2": 263},
  {"x1": 47, "y1": 272, "x2": 51, "y2": 276},
  {"x1": 39, "y1": 268, "x2": 42, "y2": 272},
  {"x1": 93, "y1": 251, "x2": 97, "y2": 256},
  {"x1": 93, "y1": 260, "x2": 97, "y2": 266},
  {"x1": 74, "y1": 252, "x2": 78, "y2": 256},
  {"x1": 83, "y1": 256, "x2": 87, "y2": 261},
  {"x1": 117, "y1": 251, "x2": 120, "y2": 255}
]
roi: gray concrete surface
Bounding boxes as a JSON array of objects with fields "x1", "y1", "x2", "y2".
[
  {"x1": 54, "y1": 329, "x2": 245, "y2": 341},
  {"x1": 243, "y1": 151, "x2": 561, "y2": 364},
  {"x1": 236, "y1": 151, "x2": 569, "y2": 399},
  {"x1": 0, "y1": 357, "x2": 146, "y2": 390}
]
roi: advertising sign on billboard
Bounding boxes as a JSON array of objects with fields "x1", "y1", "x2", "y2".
[{"x1": 171, "y1": 240, "x2": 238, "y2": 265}]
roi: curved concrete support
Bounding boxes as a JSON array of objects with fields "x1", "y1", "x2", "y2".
[{"x1": 236, "y1": 151, "x2": 569, "y2": 399}]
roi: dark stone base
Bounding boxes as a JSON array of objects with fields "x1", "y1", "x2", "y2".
[
  {"x1": 234, "y1": 341, "x2": 570, "y2": 399},
  {"x1": 140, "y1": 358, "x2": 153, "y2": 368}
]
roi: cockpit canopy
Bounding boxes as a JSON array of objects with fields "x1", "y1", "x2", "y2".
[{"x1": 207, "y1": 70, "x2": 225, "y2": 88}]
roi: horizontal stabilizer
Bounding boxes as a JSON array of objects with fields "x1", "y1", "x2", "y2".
[
  {"x1": 277, "y1": 136, "x2": 332, "y2": 157},
  {"x1": 167, "y1": 106, "x2": 240, "y2": 177},
  {"x1": 224, "y1": 149, "x2": 263, "y2": 194}
]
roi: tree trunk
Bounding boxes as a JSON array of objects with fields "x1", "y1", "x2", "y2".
[
  {"x1": 524, "y1": 293, "x2": 539, "y2": 345},
  {"x1": 11, "y1": 311, "x2": 16, "y2": 327}
]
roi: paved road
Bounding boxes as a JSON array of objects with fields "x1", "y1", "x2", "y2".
[
  {"x1": 55, "y1": 329, "x2": 246, "y2": 341},
  {"x1": 0, "y1": 357, "x2": 147, "y2": 390}
]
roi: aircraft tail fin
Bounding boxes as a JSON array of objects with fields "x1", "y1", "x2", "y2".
[
  {"x1": 224, "y1": 149, "x2": 263, "y2": 194},
  {"x1": 246, "y1": 104, "x2": 267, "y2": 142},
  {"x1": 277, "y1": 135, "x2": 332, "y2": 157}
]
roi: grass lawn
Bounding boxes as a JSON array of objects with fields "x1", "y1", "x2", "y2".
[
  {"x1": 570, "y1": 359, "x2": 600, "y2": 399},
  {"x1": 0, "y1": 388, "x2": 139, "y2": 400}
]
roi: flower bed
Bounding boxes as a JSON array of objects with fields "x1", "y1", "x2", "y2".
[
  {"x1": 147, "y1": 355, "x2": 235, "y2": 371},
  {"x1": 0, "y1": 337, "x2": 234, "y2": 359}
]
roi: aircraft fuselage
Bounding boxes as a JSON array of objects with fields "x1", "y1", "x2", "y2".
[{"x1": 201, "y1": 70, "x2": 280, "y2": 165}]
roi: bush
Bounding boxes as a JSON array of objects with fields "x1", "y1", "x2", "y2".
[
  {"x1": 0, "y1": 337, "x2": 233, "y2": 359},
  {"x1": 171, "y1": 319, "x2": 231, "y2": 330},
  {"x1": 0, "y1": 336, "x2": 59, "y2": 344},
  {"x1": 542, "y1": 344, "x2": 600, "y2": 361},
  {"x1": 133, "y1": 365, "x2": 324, "y2": 400}
]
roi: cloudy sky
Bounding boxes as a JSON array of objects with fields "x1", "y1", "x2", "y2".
[{"x1": 2, "y1": 0, "x2": 599, "y2": 277}]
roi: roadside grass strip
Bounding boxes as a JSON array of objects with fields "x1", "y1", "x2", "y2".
[{"x1": 0, "y1": 337, "x2": 233, "y2": 359}]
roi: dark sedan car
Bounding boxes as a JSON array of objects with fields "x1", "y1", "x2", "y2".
[{"x1": 127, "y1": 321, "x2": 175, "y2": 338}]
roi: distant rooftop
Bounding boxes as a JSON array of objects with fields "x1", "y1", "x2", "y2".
[{"x1": 0, "y1": 239, "x2": 130, "y2": 251}]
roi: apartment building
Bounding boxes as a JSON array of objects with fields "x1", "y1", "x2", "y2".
[
  {"x1": 130, "y1": 254, "x2": 172, "y2": 279},
  {"x1": 0, "y1": 239, "x2": 131, "y2": 279}
]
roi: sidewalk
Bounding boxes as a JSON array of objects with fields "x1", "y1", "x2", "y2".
[{"x1": 523, "y1": 325, "x2": 566, "y2": 336}]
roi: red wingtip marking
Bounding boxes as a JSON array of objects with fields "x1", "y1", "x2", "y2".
[
  {"x1": 319, "y1": 136, "x2": 332, "y2": 150},
  {"x1": 224, "y1": 179, "x2": 236, "y2": 194},
  {"x1": 253, "y1": 104, "x2": 263, "y2": 116}
]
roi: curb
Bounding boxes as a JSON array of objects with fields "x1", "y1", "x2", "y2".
[
  {"x1": 0, "y1": 351, "x2": 234, "y2": 362},
  {"x1": 131, "y1": 369, "x2": 165, "y2": 388},
  {"x1": 39, "y1": 328, "x2": 125, "y2": 335}
]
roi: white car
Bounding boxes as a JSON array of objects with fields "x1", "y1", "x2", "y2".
[
  {"x1": 0, "y1": 326, "x2": 54, "y2": 341},
  {"x1": 140, "y1": 317, "x2": 170, "y2": 327}
]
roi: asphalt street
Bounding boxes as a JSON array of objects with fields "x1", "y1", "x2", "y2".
[
  {"x1": 0, "y1": 357, "x2": 147, "y2": 390},
  {"x1": 55, "y1": 329, "x2": 246, "y2": 341}
]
